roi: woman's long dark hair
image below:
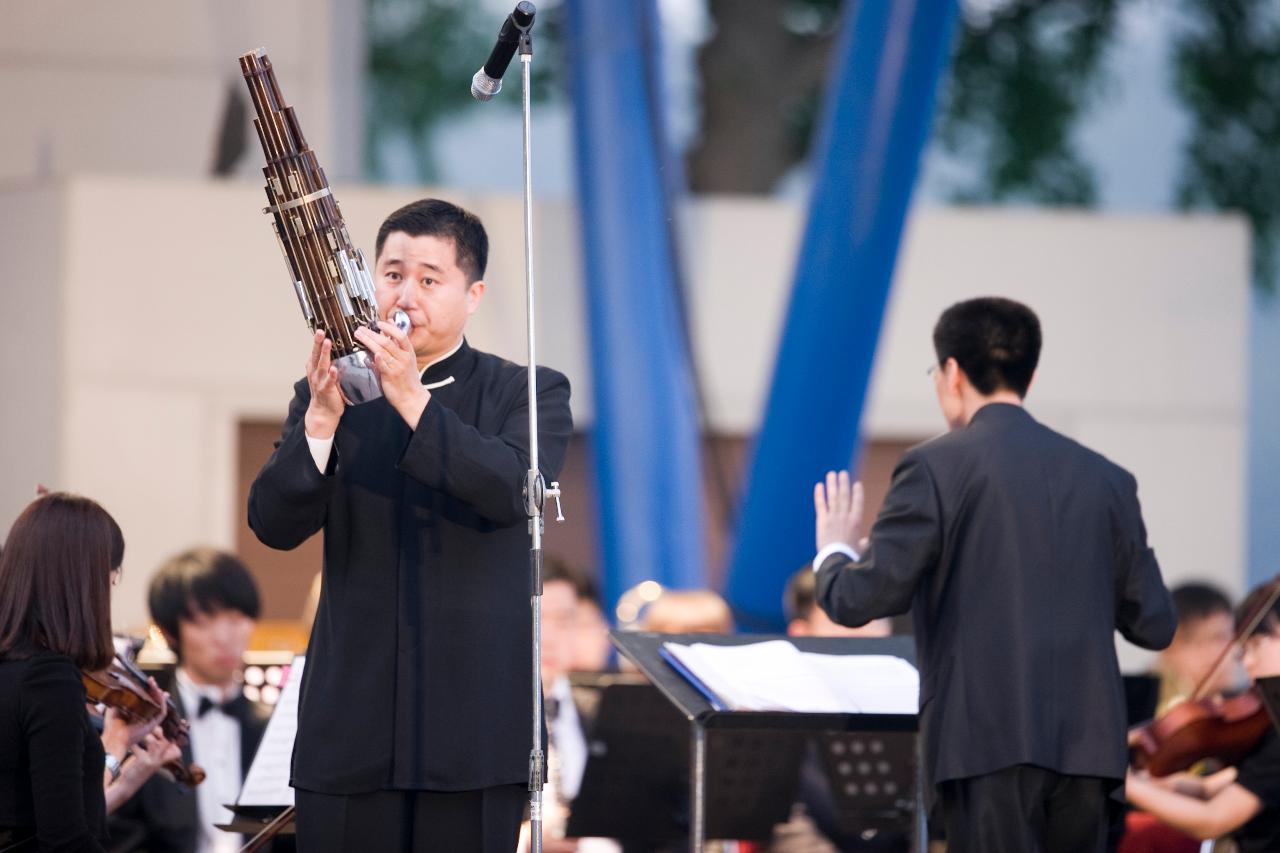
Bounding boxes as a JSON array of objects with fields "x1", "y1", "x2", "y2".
[{"x1": 0, "y1": 493, "x2": 121, "y2": 670}]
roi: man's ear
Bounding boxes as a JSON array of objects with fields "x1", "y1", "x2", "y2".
[
  {"x1": 466, "y1": 280, "x2": 486, "y2": 314},
  {"x1": 945, "y1": 357, "x2": 966, "y2": 395}
]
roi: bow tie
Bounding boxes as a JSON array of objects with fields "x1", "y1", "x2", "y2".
[{"x1": 196, "y1": 694, "x2": 244, "y2": 719}]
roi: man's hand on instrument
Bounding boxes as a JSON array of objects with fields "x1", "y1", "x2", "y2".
[
  {"x1": 356, "y1": 322, "x2": 430, "y2": 431},
  {"x1": 304, "y1": 330, "x2": 346, "y2": 439},
  {"x1": 814, "y1": 469, "x2": 865, "y2": 552}
]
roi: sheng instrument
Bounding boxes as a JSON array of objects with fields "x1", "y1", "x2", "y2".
[{"x1": 239, "y1": 48, "x2": 402, "y2": 404}]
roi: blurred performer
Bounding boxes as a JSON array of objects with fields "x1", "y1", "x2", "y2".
[
  {"x1": 0, "y1": 493, "x2": 169, "y2": 852},
  {"x1": 1125, "y1": 582, "x2": 1280, "y2": 851},
  {"x1": 784, "y1": 565, "x2": 890, "y2": 638},
  {"x1": 569, "y1": 572, "x2": 613, "y2": 674},
  {"x1": 249, "y1": 199, "x2": 572, "y2": 852},
  {"x1": 1154, "y1": 582, "x2": 1237, "y2": 712},
  {"x1": 639, "y1": 590, "x2": 734, "y2": 634},
  {"x1": 812, "y1": 297, "x2": 1176, "y2": 852},
  {"x1": 524, "y1": 560, "x2": 620, "y2": 853},
  {"x1": 108, "y1": 548, "x2": 272, "y2": 853}
]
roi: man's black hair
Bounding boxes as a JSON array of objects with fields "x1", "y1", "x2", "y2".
[
  {"x1": 1171, "y1": 582, "x2": 1233, "y2": 627},
  {"x1": 543, "y1": 556, "x2": 602, "y2": 607},
  {"x1": 932, "y1": 297, "x2": 1042, "y2": 397},
  {"x1": 374, "y1": 198, "x2": 489, "y2": 283},
  {"x1": 148, "y1": 547, "x2": 261, "y2": 658}
]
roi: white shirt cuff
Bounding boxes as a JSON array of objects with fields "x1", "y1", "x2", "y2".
[
  {"x1": 305, "y1": 433, "x2": 334, "y2": 473},
  {"x1": 813, "y1": 542, "x2": 859, "y2": 572}
]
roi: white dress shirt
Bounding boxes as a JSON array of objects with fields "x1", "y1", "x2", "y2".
[
  {"x1": 812, "y1": 541, "x2": 859, "y2": 571},
  {"x1": 175, "y1": 669, "x2": 243, "y2": 853}
]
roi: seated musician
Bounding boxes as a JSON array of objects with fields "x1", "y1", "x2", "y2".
[
  {"x1": 0, "y1": 493, "x2": 171, "y2": 852},
  {"x1": 1126, "y1": 582, "x2": 1280, "y2": 851},
  {"x1": 108, "y1": 548, "x2": 276, "y2": 853},
  {"x1": 520, "y1": 559, "x2": 620, "y2": 853},
  {"x1": 1153, "y1": 582, "x2": 1239, "y2": 713},
  {"x1": 784, "y1": 565, "x2": 890, "y2": 639}
]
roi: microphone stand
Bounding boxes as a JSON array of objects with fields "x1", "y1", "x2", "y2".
[{"x1": 512, "y1": 25, "x2": 564, "y2": 853}]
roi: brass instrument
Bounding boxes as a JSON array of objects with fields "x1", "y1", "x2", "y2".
[{"x1": 239, "y1": 48, "x2": 405, "y2": 404}]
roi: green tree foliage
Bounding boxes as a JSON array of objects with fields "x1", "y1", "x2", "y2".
[
  {"x1": 936, "y1": 0, "x2": 1120, "y2": 205},
  {"x1": 366, "y1": 0, "x2": 560, "y2": 182},
  {"x1": 1172, "y1": 0, "x2": 1280, "y2": 292}
]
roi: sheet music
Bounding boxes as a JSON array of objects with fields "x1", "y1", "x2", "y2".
[
  {"x1": 236, "y1": 655, "x2": 304, "y2": 807},
  {"x1": 662, "y1": 641, "x2": 918, "y2": 714}
]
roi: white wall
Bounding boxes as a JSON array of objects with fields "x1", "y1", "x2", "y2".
[
  {"x1": 0, "y1": 177, "x2": 1250, "y2": 667},
  {"x1": 0, "y1": 1, "x2": 362, "y2": 183}
]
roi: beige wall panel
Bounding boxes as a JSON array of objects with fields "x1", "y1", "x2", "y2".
[
  {"x1": 61, "y1": 385, "x2": 213, "y2": 631},
  {"x1": 0, "y1": 187, "x2": 64, "y2": 537}
]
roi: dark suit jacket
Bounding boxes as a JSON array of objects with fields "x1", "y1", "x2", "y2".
[
  {"x1": 248, "y1": 341, "x2": 572, "y2": 794},
  {"x1": 106, "y1": 687, "x2": 273, "y2": 853},
  {"x1": 816, "y1": 404, "x2": 1176, "y2": 793}
]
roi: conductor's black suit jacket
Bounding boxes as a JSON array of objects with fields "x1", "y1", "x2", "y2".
[
  {"x1": 249, "y1": 341, "x2": 572, "y2": 794},
  {"x1": 816, "y1": 403, "x2": 1176, "y2": 794}
]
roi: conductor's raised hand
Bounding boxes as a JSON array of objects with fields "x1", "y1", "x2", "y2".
[
  {"x1": 304, "y1": 330, "x2": 346, "y2": 439},
  {"x1": 814, "y1": 470, "x2": 865, "y2": 552},
  {"x1": 355, "y1": 321, "x2": 429, "y2": 430}
]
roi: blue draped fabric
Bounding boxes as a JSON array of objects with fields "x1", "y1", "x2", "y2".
[
  {"x1": 725, "y1": 0, "x2": 959, "y2": 630},
  {"x1": 565, "y1": 0, "x2": 707, "y2": 611}
]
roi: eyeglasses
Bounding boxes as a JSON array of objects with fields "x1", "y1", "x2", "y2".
[{"x1": 926, "y1": 364, "x2": 940, "y2": 378}]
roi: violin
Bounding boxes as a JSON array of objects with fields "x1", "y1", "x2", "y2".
[
  {"x1": 82, "y1": 652, "x2": 206, "y2": 787},
  {"x1": 1129, "y1": 577, "x2": 1280, "y2": 777}
]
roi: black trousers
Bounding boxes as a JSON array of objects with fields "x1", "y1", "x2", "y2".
[
  {"x1": 938, "y1": 765, "x2": 1122, "y2": 853},
  {"x1": 294, "y1": 785, "x2": 526, "y2": 853}
]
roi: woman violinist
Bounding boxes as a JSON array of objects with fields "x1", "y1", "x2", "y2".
[
  {"x1": 1126, "y1": 582, "x2": 1280, "y2": 851},
  {"x1": 0, "y1": 493, "x2": 176, "y2": 852}
]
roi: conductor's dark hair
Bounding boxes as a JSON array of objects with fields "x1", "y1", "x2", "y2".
[
  {"x1": 1171, "y1": 582, "x2": 1232, "y2": 627},
  {"x1": 375, "y1": 198, "x2": 489, "y2": 283},
  {"x1": 1237, "y1": 582, "x2": 1280, "y2": 639},
  {"x1": 0, "y1": 493, "x2": 121, "y2": 670},
  {"x1": 148, "y1": 548, "x2": 261, "y2": 658},
  {"x1": 933, "y1": 297, "x2": 1042, "y2": 397},
  {"x1": 783, "y1": 565, "x2": 818, "y2": 623}
]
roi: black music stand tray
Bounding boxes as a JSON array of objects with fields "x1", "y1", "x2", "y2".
[{"x1": 607, "y1": 631, "x2": 924, "y2": 853}]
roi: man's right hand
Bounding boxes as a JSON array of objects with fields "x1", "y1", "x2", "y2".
[
  {"x1": 814, "y1": 469, "x2": 865, "y2": 552},
  {"x1": 304, "y1": 330, "x2": 345, "y2": 438}
]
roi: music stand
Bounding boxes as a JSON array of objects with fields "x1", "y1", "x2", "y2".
[{"x1": 608, "y1": 631, "x2": 923, "y2": 853}]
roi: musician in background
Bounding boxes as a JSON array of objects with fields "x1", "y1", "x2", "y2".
[
  {"x1": 0, "y1": 493, "x2": 168, "y2": 852},
  {"x1": 250, "y1": 199, "x2": 572, "y2": 851},
  {"x1": 639, "y1": 590, "x2": 734, "y2": 634},
  {"x1": 108, "y1": 548, "x2": 274, "y2": 853},
  {"x1": 1126, "y1": 582, "x2": 1280, "y2": 851},
  {"x1": 569, "y1": 571, "x2": 613, "y2": 674},
  {"x1": 783, "y1": 565, "x2": 890, "y2": 639},
  {"x1": 812, "y1": 297, "x2": 1176, "y2": 851},
  {"x1": 1153, "y1": 582, "x2": 1238, "y2": 713}
]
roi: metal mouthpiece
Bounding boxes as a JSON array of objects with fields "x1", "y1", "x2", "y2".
[{"x1": 392, "y1": 310, "x2": 411, "y2": 333}]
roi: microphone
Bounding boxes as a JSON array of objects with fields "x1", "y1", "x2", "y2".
[{"x1": 470, "y1": 2, "x2": 536, "y2": 101}]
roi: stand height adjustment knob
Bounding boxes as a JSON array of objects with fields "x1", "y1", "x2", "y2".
[{"x1": 547, "y1": 482, "x2": 565, "y2": 522}]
